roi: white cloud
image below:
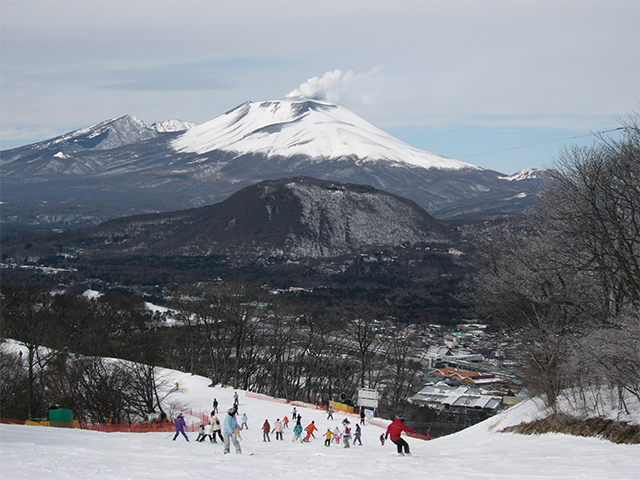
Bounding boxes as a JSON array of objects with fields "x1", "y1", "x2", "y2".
[{"x1": 287, "y1": 68, "x2": 384, "y2": 106}]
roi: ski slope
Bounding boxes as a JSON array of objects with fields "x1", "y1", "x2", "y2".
[{"x1": 2, "y1": 365, "x2": 638, "y2": 480}]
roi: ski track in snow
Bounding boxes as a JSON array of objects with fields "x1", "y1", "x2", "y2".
[{"x1": 2, "y1": 363, "x2": 638, "y2": 480}]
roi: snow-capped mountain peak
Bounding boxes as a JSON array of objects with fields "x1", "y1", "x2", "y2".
[
  {"x1": 171, "y1": 96, "x2": 480, "y2": 171},
  {"x1": 150, "y1": 119, "x2": 198, "y2": 133},
  {"x1": 499, "y1": 168, "x2": 551, "y2": 181}
]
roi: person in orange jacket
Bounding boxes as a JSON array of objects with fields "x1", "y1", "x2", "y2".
[
  {"x1": 302, "y1": 420, "x2": 317, "y2": 442},
  {"x1": 385, "y1": 417, "x2": 414, "y2": 455}
]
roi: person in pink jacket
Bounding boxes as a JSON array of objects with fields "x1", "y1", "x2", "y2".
[
  {"x1": 272, "y1": 418, "x2": 284, "y2": 440},
  {"x1": 385, "y1": 417, "x2": 414, "y2": 455}
]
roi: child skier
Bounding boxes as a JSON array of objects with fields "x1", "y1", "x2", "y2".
[
  {"x1": 323, "y1": 428, "x2": 333, "y2": 447},
  {"x1": 354, "y1": 423, "x2": 362, "y2": 445},
  {"x1": 293, "y1": 422, "x2": 303, "y2": 441},
  {"x1": 342, "y1": 424, "x2": 351, "y2": 448},
  {"x1": 203, "y1": 422, "x2": 214, "y2": 442},
  {"x1": 196, "y1": 423, "x2": 207, "y2": 442},
  {"x1": 241, "y1": 413, "x2": 249, "y2": 430}
]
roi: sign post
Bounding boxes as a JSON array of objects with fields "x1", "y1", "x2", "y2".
[{"x1": 357, "y1": 388, "x2": 379, "y2": 416}]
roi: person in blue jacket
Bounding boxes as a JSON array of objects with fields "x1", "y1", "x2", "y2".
[
  {"x1": 223, "y1": 407, "x2": 242, "y2": 454},
  {"x1": 173, "y1": 413, "x2": 189, "y2": 441}
]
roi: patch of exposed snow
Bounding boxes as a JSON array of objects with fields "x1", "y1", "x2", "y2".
[
  {"x1": 150, "y1": 119, "x2": 197, "y2": 132},
  {"x1": 500, "y1": 168, "x2": 548, "y2": 181},
  {"x1": 82, "y1": 289, "x2": 102, "y2": 299}
]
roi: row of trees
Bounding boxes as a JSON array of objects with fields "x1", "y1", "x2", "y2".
[
  {"x1": 470, "y1": 114, "x2": 640, "y2": 413},
  {"x1": 1, "y1": 282, "x2": 423, "y2": 421},
  {"x1": 0, "y1": 286, "x2": 171, "y2": 420},
  {"x1": 167, "y1": 282, "x2": 422, "y2": 416},
  {"x1": 0, "y1": 347, "x2": 172, "y2": 423}
]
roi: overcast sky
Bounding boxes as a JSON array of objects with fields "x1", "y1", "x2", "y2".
[{"x1": 1, "y1": 0, "x2": 638, "y2": 173}]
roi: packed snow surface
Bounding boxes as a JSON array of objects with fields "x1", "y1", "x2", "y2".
[
  {"x1": 172, "y1": 96, "x2": 479, "y2": 171},
  {"x1": 2, "y1": 364, "x2": 638, "y2": 480}
]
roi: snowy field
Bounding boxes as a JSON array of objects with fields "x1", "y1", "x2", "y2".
[{"x1": 2, "y1": 365, "x2": 639, "y2": 480}]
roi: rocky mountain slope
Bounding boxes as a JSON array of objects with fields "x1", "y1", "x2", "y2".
[
  {"x1": 1, "y1": 97, "x2": 547, "y2": 234},
  {"x1": 4, "y1": 177, "x2": 457, "y2": 262}
]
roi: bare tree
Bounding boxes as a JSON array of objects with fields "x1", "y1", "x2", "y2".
[
  {"x1": 340, "y1": 302, "x2": 387, "y2": 389},
  {"x1": 470, "y1": 114, "x2": 640, "y2": 409},
  {"x1": 385, "y1": 334, "x2": 421, "y2": 416},
  {"x1": 0, "y1": 285, "x2": 62, "y2": 418}
]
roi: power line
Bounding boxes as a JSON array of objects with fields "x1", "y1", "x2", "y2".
[{"x1": 458, "y1": 127, "x2": 624, "y2": 159}]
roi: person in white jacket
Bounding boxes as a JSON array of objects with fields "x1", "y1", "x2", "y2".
[{"x1": 210, "y1": 411, "x2": 223, "y2": 443}]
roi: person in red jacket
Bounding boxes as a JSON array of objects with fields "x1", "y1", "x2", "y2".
[
  {"x1": 385, "y1": 417, "x2": 414, "y2": 455},
  {"x1": 262, "y1": 419, "x2": 271, "y2": 442}
]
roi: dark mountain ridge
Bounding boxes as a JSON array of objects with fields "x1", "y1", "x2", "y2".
[{"x1": 3, "y1": 177, "x2": 457, "y2": 263}]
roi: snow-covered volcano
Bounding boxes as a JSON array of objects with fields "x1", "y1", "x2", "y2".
[
  {"x1": 1, "y1": 96, "x2": 547, "y2": 234},
  {"x1": 172, "y1": 96, "x2": 477, "y2": 171}
]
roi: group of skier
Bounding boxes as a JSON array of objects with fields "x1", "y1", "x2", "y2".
[{"x1": 175, "y1": 395, "x2": 416, "y2": 456}]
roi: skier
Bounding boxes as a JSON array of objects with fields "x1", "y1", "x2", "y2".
[
  {"x1": 302, "y1": 420, "x2": 317, "y2": 442},
  {"x1": 212, "y1": 398, "x2": 219, "y2": 413},
  {"x1": 360, "y1": 408, "x2": 366, "y2": 425},
  {"x1": 342, "y1": 424, "x2": 351, "y2": 448},
  {"x1": 354, "y1": 423, "x2": 362, "y2": 445},
  {"x1": 172, "y1": 413, "x2": 189, "y2": 441},
  {"x1": 203, "y1": 421, "x2": 214, "y2": 442},
  {"x1": 233, "y1": 391, "x2": 239, "y2": 407},
  {"x1": 333, "y1": 426, "x2": 341, "y2": 444},
  {"x1": 323, "y1": 428, "x2": 333, "y2": 447},
  {"x1": 292, "y1": 407, "x2": 297, "y2": 419},
  {"x1": 262, "y1": 419, "x2": 271, "y2": 442},
  {"x1": 223, "y1": 407, "x2": 242, "y2": 454},
  {"x1": 196, "y1": 423, "x2": 207, "y2": 442},
  {"x1": 385, "y1": 417, "x2": 414, "y2": 455},
  {"x1": 327, "y1": 404, "x2": 334, "y2": 420},
  {"x1": 210, "y1": 411, "x2": 223, "y2": 443},
  {"x1": 273, "y1": 418, "x2": 284, "y2": 440},
  {"x1": 292, "y1": 422, "x2": 303, "y2": 442},
  {"x1": 241, "y1": 413, "x2": 249, "y2": 430},
  {"x1": 379, "y1": 433, "x2": 385, "y2": 446}
]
